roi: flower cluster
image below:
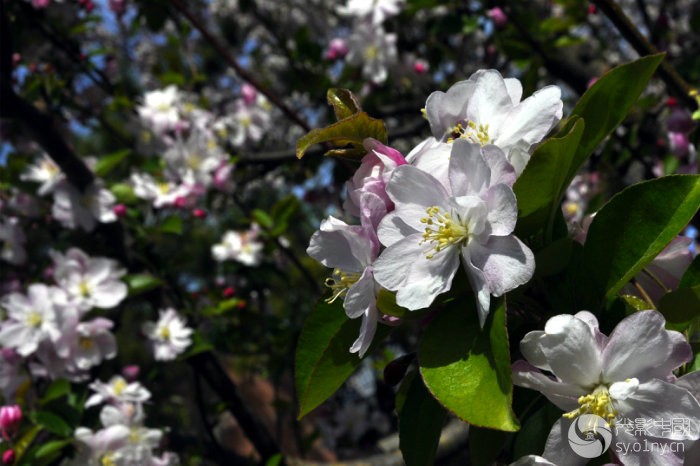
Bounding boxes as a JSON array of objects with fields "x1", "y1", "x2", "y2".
[
  {"x1": 512, "y1": 310, "x2": 700, "y2": 465},
  {"x1": 307, "y1": 70, "x2": 563, "y2": 354},
  {"x1": 0, "y1": 248, "x2": 125, "y2": 386},
  {"x1": 337, "y1": 0, "x2": 401, "y2": 84},
  {"x1": 69, "y1": 376, "x2": 178, "y2": 465},
  {"x1": 212, "y1": 223, "x2": 265, "y2": 266}
]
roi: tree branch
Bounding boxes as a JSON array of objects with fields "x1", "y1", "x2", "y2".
[
  {"x1": 592, "y1": 0, "x2": 696, "y2": 109},
  {"x1": 170, "y1": 0, "x2": 311, "y2": 132}
]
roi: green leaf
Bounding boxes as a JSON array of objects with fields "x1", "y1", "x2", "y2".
[
  {"x1": 32, "y1": 439, "x2": 72, "y2": 459},
  {"x1": 620, "y1": 294, "x2": 651, "y2": 312},
  {"x1": 680, "y1": 255, "x2": 700, "y2": 288},
  {"x1": 419, "y1": 298, "x2": 519, "y2": 431},
  {"x1": 110, "y1": 182, "x2": 138, "y2": 204},
  {"x1": 398, "y1": 372, "x2": 447, "y2": 466},
  {"x1": 252, "y1": 209, "x2": 274, "y2": 229},
  {"x1": 327, "y1": 88, "x2": 362, "y2": 120},
  {"x1": 159, "y1": 216, "x2": 183, "y2": 235},
  {"x1": 296, "y1": 112, "x2": 387, "y2": 160},
  {"x1": 179, "y1": 332, "x2": 214, "y2": 359},
  {"x1": 41, "y1": 379, "x2": 70, "y2": 404},
  {"x1": 31, "y1": 411, "x2": 72, "y2": 437},
  {"x1": 376, "y1": 289, "x2": 407, "y2": 317},
  {"x1": 658, "y1": 286, "x2": 700, "y2": 323},
  {"x1": 95, "y1": 149, "x2": 130, "y2": 177},
  {"x1": 295, "y1": 299, "x2": 390, "y2": 419},
  {"x1": 14, "y1": 425, "x2": 41, "y2": 464},
  {"x1": 566, "y1": 54, "x2": 664, "y2": 181},
  {"x1": 514, "y1": 118, "x2": 585, "y2": 238},
  {"x1": 125, "y1": 274, "x2": 163, "y2": 296},
  {"x1": 581, "y1": 175, "x2": 700, "y2": 305}
]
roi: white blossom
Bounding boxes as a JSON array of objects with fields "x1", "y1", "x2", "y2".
[{"x1": 142, "y1": 308, "x2": 193, "y2": 361}]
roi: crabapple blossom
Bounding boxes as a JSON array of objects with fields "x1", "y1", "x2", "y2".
[
  {"x1": 338, "y1": 0, "x2": 404, "y2": 25},
  {"x1": 423, "y1": 69, "x2": 563, "y2": 175},
  {"x1": 86, "y1": 376, "x2": 151, "y2": 408},
  {"x1": 142, "y1": 308, "x2": 193, "y2": 361},
  {"x1": 212, "y1": 224, "x2": 264, "y2": 266},
  {"x1": 512, "y1": 310, "x2": 700, "y2": 466},
  {"x1": 130, "y1": 172, "x2": 193, "y2": 209},
  {"x1": 0, "y1": 405, "x2": 22, "y2": 440},
  {"x1": 70, "y1": 319, "x2": 118, "y2": 370},
  {"x1": 51, "y1": 180, "x2": 117, "y2": 232},
  {"x1": 346, "y1": 23, "x2": 397, "y2": 84},
  {"x1": 20, "y1": 153, "x2": 64, "y2": 195},
  {"x1": 343, "y1": 138, "x2": 406, "y2": 218},
  {"x1": 163, "y1": 130, "x2": 226, "y2": 188},
  {"x1": 373, "y1": 140, "x2": 534, "y2": 324},
  {"x1": 50, "y1": 248, "x2": 128, "y2": 312},
  {"x1": 138, "y1": 86, "x2": 182, "y2": 135},
  {"x1": 0, "y1": 284, "x2": 68, "y2": 357},
  {"x1": 307, "y1": 193, "x2": 387, "y2": 356}
]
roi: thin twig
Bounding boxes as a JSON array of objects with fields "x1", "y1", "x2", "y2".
[
  {"x1": 170, "y1": 0, "x2": 311, "y2": 132},
  {"x1": 592, "y1": 0, "x2": 696, "y2": 108}
]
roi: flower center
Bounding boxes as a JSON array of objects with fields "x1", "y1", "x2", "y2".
[
  {"x1": 79, "y1": 280, "x2": 91, "y2": 298},
  {"x1": 159, "y1": 326, "x2": 171, "y2": 340},
  {"x1": 563, "y1": 384, "x2": 618, "y2": 424},
  {"x1": 26, "y1": 311, "x2": 43, "y2": 327},
  {"x1": 364, "y1": 45, "x2": 379, "y2": 60},
  {"x1": 158, "y1": 182, "x2": 171, "y2": 194},
  {"x1": 112, "y1": 378, "x2": 127, "y2": 396},
  {"x1": 420, "y1": 206, "x2": 468, "y2": 259},
  {"x1": 79, "y1": 337, "x2": 94, "y2": 350},
  {"x1": 101, "y1": 453, "x2": 117, "y2": 466},
  {"x1": 324, "y1": 268, "x2": 361, "y2": 303},
  {"x1": 448, "y1": 121, "x2": 491, "y2": 146}
]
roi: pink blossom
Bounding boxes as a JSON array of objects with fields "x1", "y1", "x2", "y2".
[
  {"x1": 241, "y1": 83, "x2": 258, "y2": 106},
  {"x1": 487, "y1": 7, "x2": 507, "y2": 27},
  {"x1": 326, "y1": 38, "x2": 349, "y2": 60},
  {"x1": 2, "y1": 450, "x2": 14, "y2": 465},
  {"x1": 0, "y1": 405, "x2": 22, "y2": 440}
]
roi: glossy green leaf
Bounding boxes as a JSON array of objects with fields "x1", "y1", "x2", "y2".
[
  {"x1": 581, "y1": 175, "x2": 700, "y2": 305},
  {"x1": 40, "y1": 379, "x2": 70, "y2": 404},
  {"x1": 110, "y1": 183, "x2": 138, "y2": 204},
  {"x1": 659, "y1": 286, "x2": 700, "y2": 323},
  {"x1": 32, "y1": 439, "x2": 72, "y2": 459},
  {"x1": 398, "y1": 371, "x2": 447, "y2": 466},
  {"x1": 31, "y1": 411, "x2": 72, "y2": 437},
  {"x1": 252, "y1": 209, "x2": 274, "y2": 229},
  {"x1": 514, "y1": 118, "x2": 584, "y2": 238},
  {"x1": 679, "y1": 255, "x2": 700, "y2": 288},
  {"x1": 296, "y1": 112, "x2": 387, "y2": 160},
  {"x1": 14, "y1": 425, "x2": 41, "y2": 464},
  {"x1": 419, "y1": 298, "x2": 519, "y2": 431},
  {"x1": 566, "y1": 53, "x2": 664, "y2": 181},
  {"x1": 620, "y1": 294, "x2": 651, "y2": 312},
  {"x1": 327, "y1": 88, "x2": 362, "y2": 120},
  {"x1": 95, "y1": 149, "x2": 130, "y2": 177},
  {"x1": 125, "y1": 274, "x2": 163, "y2": 296},
  {"x1": 159, "y1": 216, "x2": 183, "y2": 235},
  {"x1": 295, "y1": 299, "x2": 389, "y2": 419}
]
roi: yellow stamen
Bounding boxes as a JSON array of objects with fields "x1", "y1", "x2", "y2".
[
  {"x1": 26, "y1": 311, "x2": 43, "y2": 327},
  {"x1": 159, "y1": 326, "x2": 171, "y2": 340},
  {"x1": 563, "y1": 385, "x2": 618, "y2": 425},
  {"x1": 113, "y1": 378, "x2": 127, "y2": 396},
  {"x1": 79, "y1": 281, "x2": 91, "y2": 297},
  {"x1": 79, "y1": 337, "x2": 94, "y2": 350},
  {"x1": 420, "y1": 206, "x2": 468, "y2": 259},
  {"x1": 450, "y1": 120, "x2": 491, "y2": 146},
  {"x1": 324, "y1": 269, "x2": 361, "y2": 303}
]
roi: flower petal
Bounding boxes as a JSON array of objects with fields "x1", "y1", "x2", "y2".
[
  {"x1": 485, "y1": 184, "x2": 518, "y2": 236},
  {"x1": 448, "y1": 140, "x2": 491, "y2": 197},
  {"x1": 511, "y1": 360, "x2": 583, "y2": 411},
  {"x1": 467, "y1": 235, "x2": 535, "y2": 297},
  {"x1": 344, "y1": 268, "x2": 376, "y2": 319},
  {"x1": 602, "y1": 310, "x2": 692, "y2": 383}
]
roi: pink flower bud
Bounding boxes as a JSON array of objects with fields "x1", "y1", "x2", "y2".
[
  {"x1": 109, "y1": 0, "x2": 126, "y2": 16},
  {"x1": 666, "y1": 96, "x2": 678, "y2": 107},
  {"x1": 326, "y1": 38, "x2": 349, "y2": 60},
  {"x1": 241, "y1": 83, "x2": 257, "y2": 106},
  {"x1": 31, "y1": 0, "x2": 51, "y2": 8},
  {"x1": 413, "y1": 59, "x2": 429, "y2": 74},
  {"x1": 587, "y1": 4, "x2": 597, "y2": 14},
  {"x1": 0, "y1": 406, "x2": 22, "y2": 440},
  {"x1": 487, "y1": 7, "x2": 507, "y2": 27},
  {"x1": 587, "y1": 77, "x2": 598, "y2": 88},
  {"x1": 669, "y1": 131, "x2": 691, "y2": 157},
  {"x1": 223, "y1": 286, "x2": 236, "y2": 298},
  {"x1": 113, "y1": 203, "x2": 128, "y2": 217},
  {"x1": 2, "y1": 450, "x2": 15, "y2": 465},
  {"x1": 122, "y1": 365, "x2": 140, "y2": 381},
  {"x1": 192, "y1": 208, "x2": 206, "y2": 219},
  {"x1": 174, "y1": 196, "x2": 188, "y2": 208}
]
